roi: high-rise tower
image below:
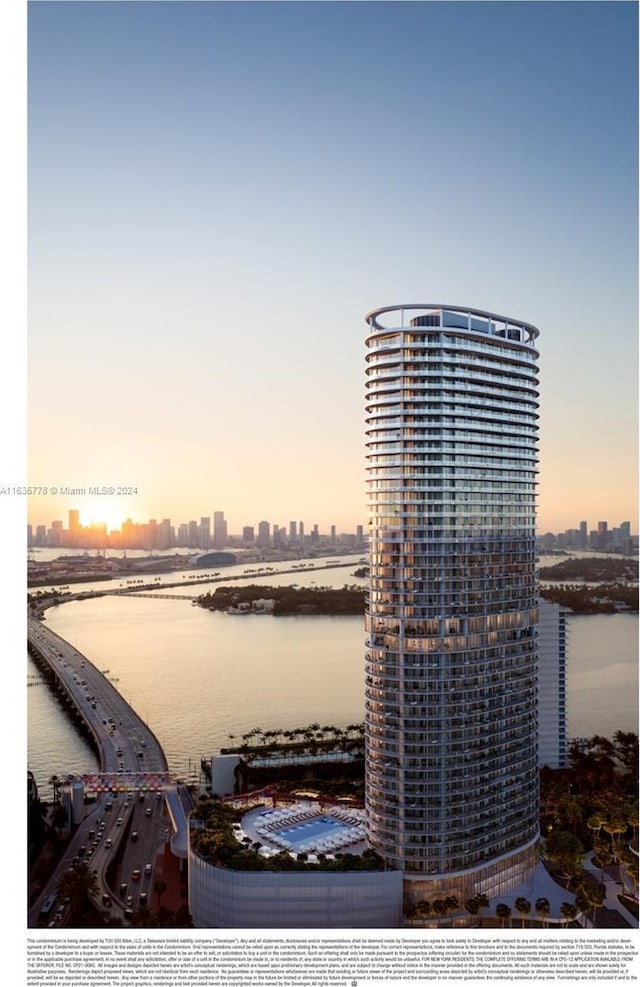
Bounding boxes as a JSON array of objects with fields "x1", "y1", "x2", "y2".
[{"x1": 364, "y1": 304, "x2": 540, "y2": 905}]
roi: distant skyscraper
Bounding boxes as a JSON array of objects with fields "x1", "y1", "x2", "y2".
[
  {"x1": 242, "y1": 526, "x2": 255, "y2": 544},
  {"x1": 143, "y1": 519, "x2": 157, "y2": 550},
  {"x1": 289, "y1": 521, "x2": 297, "y2": 544},
  {"x1": 48, "y1": 520, "x2": 63, "y2": 547},
  {"x1": 597, "y1": 521, "x2": 609, "y2": 549},
  {"x1": 364, "y1": 304, "x2": 540, "y2": 905},
  {"x1": 256, "y1": 521, "x2": 271, "y2": 548},
  {"x1": 199, "y1": 517, "x2": 211, "y2": 550},
  {"x1": 213, "y1": 511, "x2": 227, "y2": 549},
  {"x1": 299, "y1": 521, "x2": 305, "y2": 543},
  {"x1": 579, "y1": 520, "x2": 588, "y2": 548},
  {"x1": 158, "y1": 519, "x2": 173, "y2": 550}
]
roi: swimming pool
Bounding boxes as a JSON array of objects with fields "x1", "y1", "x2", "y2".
[{"x1": 276, "y1": 815, "x2": 350, "y2": 847}]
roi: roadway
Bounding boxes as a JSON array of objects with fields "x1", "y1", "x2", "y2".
[{"x1": 28, "y1": 616, "x2": 186, "y2": 928}]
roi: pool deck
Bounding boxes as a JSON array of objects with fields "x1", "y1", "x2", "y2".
[{"x1": 237, "y1": 801, "x2": 367, "y2": 859}]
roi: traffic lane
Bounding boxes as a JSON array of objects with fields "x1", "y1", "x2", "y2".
[
  {"x1": 29, "y1": 793, "x2": 126, "y2": 927},
  {"x1": 29, "y1": 622, "x2": 166, "y2": 773},
  {"x1": 115, "y1": 795, "x2": 168, "y2": 905}
]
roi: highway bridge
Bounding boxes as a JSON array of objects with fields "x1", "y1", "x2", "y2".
[{"x1": 28, "y1": 616, "x2": 189, "y2": 928}]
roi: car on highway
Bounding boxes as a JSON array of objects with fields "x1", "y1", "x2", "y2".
[
  {"x1": 116, "y1": 818, "x2": 123, "y2": 826},
  {"x1": 131, "y1": 831, "x2": 138, "y2": 842},
  {"x1": 139, "y1": 891, "x2": 148, "y2": 906},
  {"x1": 120, "y1": 883, "x2": 128, "y2": 895},
  {"x1": 145, "y1": 807, "x2": 152, "y2": 816},
  {"x1": 104, "y1": 838, "x2": 112, "y2": 849},
  {"x1": 144, "y1": 863, "x2": 152, "y2": 875},
  {"x1": 131, "y1": 869, "x2": 141, "y2": 881}
]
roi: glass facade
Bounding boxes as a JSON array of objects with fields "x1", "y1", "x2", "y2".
[{"x1": 364, "y1": 305, "x2": 540, "y2": 886}]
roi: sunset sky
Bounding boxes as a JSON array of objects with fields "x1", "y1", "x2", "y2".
[{"x1": 24, "y1": 1, "x2": 638, "y2": 536}]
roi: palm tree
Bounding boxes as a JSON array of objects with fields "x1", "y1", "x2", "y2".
[
  {"x1": 431, "y1": 898, "x2": 447, "y2": 926},
  {"x1": 404, "y1": 902, "x2": 419, "y2": 925},
  {"x1": 535, "y1": 897, "x2": 551, "y2": 928},
  {"x1": 515, "y1": 897, "x2": 531, "y2": 928},
  {"x1": 464, "y1": 897, "x2": 481, "y2": 927},
  {"x1": 415, "y1": 900, "x2": 433, "y2": 924},
  {"x1": 475, "y1": 892, "x2": 490, "y2": 928},
  {"x1": 587, "y1": 812, "x2": 604, "y2": 842},
  {"x1": 543, "y1": 829, "x2": 584, "y2": 887},
  {"x1": 444, "y1": 895, "x2": 459, "y2": 927},
  {"x1": 495, "y1": 903, "x2": 511, "y2": 928},
  {"x1": 56, "y1": 861, "x2": 99, "y2": 922},
  {"x1": 560, "y1": 902, "x2": 579, "y2": 927},
  {"x1": 577, "y1": 880, "x2": 606, "y2": 928},
  {"x1": 591, "y1": 843, "x2": 614, "y2": 883},
  {"x1": 602, "y1": 810, "x2": 628, "y2": 849}
]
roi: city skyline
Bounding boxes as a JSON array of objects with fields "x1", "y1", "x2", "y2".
[
  {"x1": 26, "y1": 506, "x2": 637, "y2": 542},
  {"x1": 23, "y1": 2, "x2": 638, "y2": 537}
]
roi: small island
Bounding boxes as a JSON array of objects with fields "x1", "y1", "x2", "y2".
[
  {"x1": 196, "y1": 574, "x2": 638, "y2": 616},
  {"x1": 538, "y1": 557, "x2": 638, "y2": 582},
  {"x1": 539, "y1": 557, "x2": 638, "y2": 613},
  {"x1": 197, "y1": 584, "x2": 366, "y2": 615}
]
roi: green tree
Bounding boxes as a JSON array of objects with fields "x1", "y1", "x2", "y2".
[
  {"x1": 560, "y1": 902, "x2": 579, "y2": 926},
  {"x1": 475, "y1": 892, "x2": 490, "y2": 928},
  {"x1": 431, "y1": 899, "x2": 447, "y2": 925},
  {"x1": 543, "y1": 830, "x2": 584, "y2": 887},
  {"x1": 464, "y1": 897, "x2": 481, "y2": 926},
  {"x1": 56, "y1": 861, "x2": 99, "y2": 924},
  {"x1": 414, "y1": 900, "x2": 433, "y2": 924},
  {"x1": 591, "y1": 843, "x2": 614, "y2": 883},
  {"x1": 601, "y1": 811, "x2": 628, "y2": 847},
  {"x1": 515, "y1": 897, "x2": 531, "y2": 928},
  {"x1": 444, "y1": 895, "x2": 459, "y2": 928},
  {"x1": 587, "y1": 813, "x2": 604, "y2": 840},
  {"x1": 535, "y1": 897, "x2": 551, "y2": 928},
  {"x1": 576, "y1": 880, "x2": 606, "y2": 928},
  {"x1": 495, "y1": 903, "x2": 511, "y2": 928}
]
